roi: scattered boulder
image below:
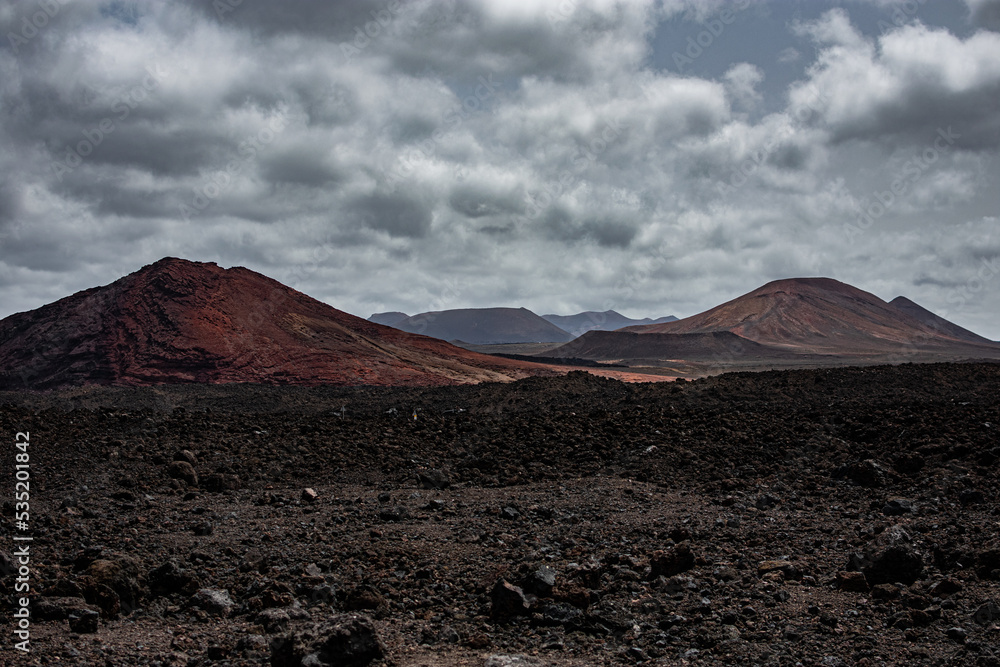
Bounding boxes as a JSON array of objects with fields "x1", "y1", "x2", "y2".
[
  {"x1": 522, "y1": 565, "x2": 556, "y2": 597},
  {"x1": 491, "y1": 580, "x2": 530, "y2": 621},
  {"x1": 69, "y1": 609, "x2": 100, "y2": 634},
  {"x1": 173, "y1": 450, "x2": 198, "y2": 465},
  {"x1": 416, "y1": 468, "x2": 450, "y2": 490},
  {"x1": 256, "y1": 608, "x2": 291, "y2": 633},
  {"x1": 836, "y1": 571, "x2": 869, "y2": 592},
  {"x1": 167, "y1": 461, "x2": 199, "y2": 487},
  {"x1": 32, "y1": 597, "x2": 98, "y2": 622},
  {"x1": 834, "y1": 459, "x2": 891, "y2": 488},
  {"x1": 202, "y1": 473, "x2": 241, "y2": 492},
  {"x1": 378, "y1": 506, "x2": 409, "y2": 522},
  {"x1": 650, "y1": 543, "x2": 695, "y2": 578},
  {"x1": 148, "y1": 560, "x2": 201, "y2": 597},
  {"x1": 882, "y1": 498, "x2": 914, "y2": 516},
  {"x1": 974, "y1": 602, "x2": 1000, "y2": 625},
  {"x1": 302, "y1": 488, "x2": 319, "y2": 503},
  {"x1": 86, "y1": 558, "x2": 142, "y2": 614},
  {"x1": 758, "y1": 560, "x2": 802, "y2": 581},
  {"x1": 863, "y1": 546, "x2": 924, "y2": 586},
  {"x1": 270, "y1": 614, "x2": 385, "y2": 667},
  {"x1": 960, "y1": 489, "x2": 985, "y2": 506},
  {"x1": 190, "y1": 588, "x2": 234, "y2": 617}
]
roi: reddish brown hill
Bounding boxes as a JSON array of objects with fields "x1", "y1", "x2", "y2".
[
  {"x1": 888, "y1": 296, "x2": 995, "y2": 345},
  {"x1": 626, "y1": 277, "x2": 1000, "y2": 356},
  {"x1": 0, "y1": 258, "x2": 554, "y2": 389}
]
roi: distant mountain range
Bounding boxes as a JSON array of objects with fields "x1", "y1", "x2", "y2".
[
  {"x1": 540, "y1": 310, "x2": 678, "y2": 337},
  {"x1": 0, "y1": 259, "x2": 554, "y2": 389},
  {"x1": 4, "y1": 261, "x2": 997, "y2": 389},
  {"x1": 371, "y1": 308, "x2": 575, "y2": 345},
  {"x1": 368, "y1": 308, "x2": 678, "y2": 343}
]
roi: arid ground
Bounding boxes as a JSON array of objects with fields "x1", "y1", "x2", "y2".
[{"x1": 2, "y1": 362, "x2": 1000, "y2": 666}]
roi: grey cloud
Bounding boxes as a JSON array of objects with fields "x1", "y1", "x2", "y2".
[
  {"x1": 349, "y1": 191, "x2": 433, "y2": 239},
  {"x1": 967, "y1": 0, "x2": 1000, "y2": 30},
  {"x1": 447, "y1": 183, "x2": 523, "y2": 218},
  {"x1": 259, "y1": 148, "x2": 342, "y2": 187}
]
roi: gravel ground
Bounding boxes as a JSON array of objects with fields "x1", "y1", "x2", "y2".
[{"x1": 2, "y1": 362, "x2": 999, "y2": 666}]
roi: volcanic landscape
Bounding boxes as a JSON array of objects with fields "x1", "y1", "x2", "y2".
[{"x1": 2, "y1": 259, "x2": 1000, "y2": 666}]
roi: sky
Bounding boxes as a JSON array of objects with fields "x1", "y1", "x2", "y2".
[{"x1": 1, "y1": 0, "x2": 999, "y2": 339}]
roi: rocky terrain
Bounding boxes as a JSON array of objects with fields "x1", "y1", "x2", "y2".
[{"x1": 2, "y1": 362, "x2": 1000, "y2": 665}]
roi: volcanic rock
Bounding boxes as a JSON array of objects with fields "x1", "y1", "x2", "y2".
[
  {"x1": 491, "y1": 580, "x2": 531, "y2": 620},
  {"x1": 168, "y1": 461, "x2": 199, "y2": 487},
  {"x1": 202, "y1": 472, "x2": 241, "y2": 491},
  {"x1": 87, "y1": 558, "x2": 142, "y2": 614},
  {"x1": 190, "y1": 588, "x2": 234, "y2": 617},
  {"x1": 270, "y1": 613, "x2": 385, "y2": 667},
  {"x1": 32, "y1": 597, "x2": 99, "y2": 622},
  {"x1": 69, "y1": 609, "x2": 100, "y2": 634},
  {"x1": 650, "y1": 543, "x2": 695, "y2": 577}
]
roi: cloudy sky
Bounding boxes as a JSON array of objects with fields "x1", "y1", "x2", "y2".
[{"x1": 2, "y1": 0, "x2": 999, "y2": 338}]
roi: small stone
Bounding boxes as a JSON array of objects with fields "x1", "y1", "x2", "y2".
[
  {"x1": 302, "y1": 488, "x2": 319, "y2": 503},
  {"x1": 416, "y1": 468, "x2": 450, "y2": 490},
  {"x1": 883, "y1": 498, "x2": 914, "y2": 516},
  {"x1": 946, "y1": 627, "x2": 967, "y2": 643},
  {"x1": 167, "y1": 461, "x2": 198, "y2": 487},
  {"x1": 484, "y1": 655, "x2": 542, "y2": 667},
  {"x1": 202, "y1": 473, "x2": 241, "y2": 492},
  {"x1": 755, "y1": 494, "x2": 780, "y2": 510},
  {"x1": 836, "y1": 571, "x2": 869, "y2": 592},
  {"x1": 190, "y1": 588, "x2": 234, "y2": 617},
  {"x1": 192, "y1": 521, "x2": 214, "y2": 536},
  {"x1": 270, "y1": 613, "x2": 385, "y2": 667},
  {"x1": 500, "y1": 506, "x2": 520, "y2": 520},
  {"x1": 173, "y1": 449, "x2": 198, "y2": 465},
  {"x1": 974, "y1": 601, "x2": 1000, "y2": 625},
  {"x1": 68, "y1": 609, "x2": 100, "y2": 633},
  {"x1": 959, "y1": 489, "x2": 985, "y2": 506},
  {"x1": 650, "y1": 543, "x2": 695, "y2": 577},
  {"x1": 522, "y1": 565, "x2": 557, "y2": 597},
  {"x1": 491, "y1": 579, "x2": 530, "y2": 620}
]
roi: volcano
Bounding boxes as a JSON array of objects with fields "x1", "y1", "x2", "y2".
[
  {"x1": 0, "y1": 258, "x2": 554, "y2": 389},
  {"x1": 888, "y1": 296, "x2": 995, "y2": 345},
  {"x1": 624, "y1": 277, "x2": 1000, "y2": 356}
]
